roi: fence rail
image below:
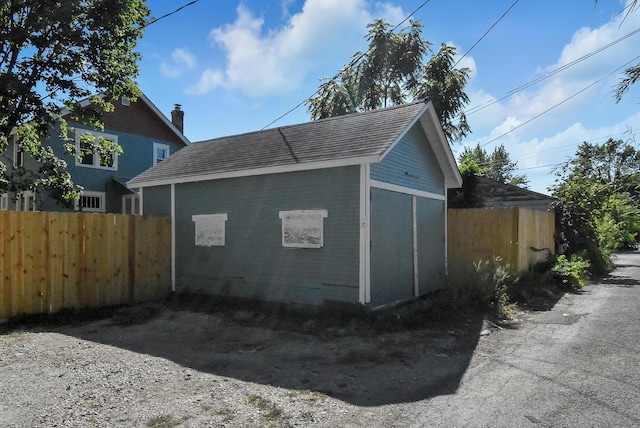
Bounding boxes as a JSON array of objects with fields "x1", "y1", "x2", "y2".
[
  {"x1": 1, "y1": 211, "x2": 171, "y2": 319},
  {"x1": 448, "y1": 207, "x2": 556, "y2": 273}
]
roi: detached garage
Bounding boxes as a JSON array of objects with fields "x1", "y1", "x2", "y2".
[{"x1": 128, "y1": 100, "x2": 462, "y2": 307}]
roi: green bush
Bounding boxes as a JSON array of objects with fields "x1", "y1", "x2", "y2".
[{"x1": 551, "y1": 254, "x2": 591, "y2": 289}]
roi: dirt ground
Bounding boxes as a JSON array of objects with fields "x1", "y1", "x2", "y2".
[{"x1": 0, "y1": 297, "x2": 503, "y2": 427}]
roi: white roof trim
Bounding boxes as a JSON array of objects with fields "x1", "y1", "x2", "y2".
[
  {"x1": 138, "y1": 92, "x2": 190, "y2": 146},
  {"x1": 377, "y1": 101, "x2": 428, "y2": 162},
  {"x1": 57, "y1": 92, "x2": 190, "y2": 146},
  {"x1": 371, "y1": 179, "x2": 446, "y2": 200},
  {"x1": 418, "y1": 104, "x2": 463, "y2": 189},
  {"x1": 128, "y1": 155, "x2": 379, "y2": 189}
]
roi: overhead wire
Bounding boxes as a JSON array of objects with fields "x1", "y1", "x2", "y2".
[
  {"x1": 478, "y1": 54, "x2": 640, "y2": 148},
  {"x1": 142, "y1": 0, "x2": 202, "y2": 29},
  {"x1": 464, "y1": 26, "x2": 640, "y2": 117},
  {"x1": 261, "y1": 0, "x2": 433, "y2": 130},
  {"x1": 453, "y1": 0, "x2": 519, "y2": 68}
]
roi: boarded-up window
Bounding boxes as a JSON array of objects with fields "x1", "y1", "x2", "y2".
[
  {"x1": 192, "y1": 214, "x2": 228, "y2": 247},
  {"x1": 279, "y1": 209, "x2": 328, "y2": 249}
]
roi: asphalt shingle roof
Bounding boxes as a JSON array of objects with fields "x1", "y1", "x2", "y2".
[{"x1": 128, "y1": 100, "x2": 432, "y2": 187}]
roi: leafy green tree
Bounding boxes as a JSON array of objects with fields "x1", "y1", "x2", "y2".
[
  {"x1": 551, "y1": 137, "x2": 640, "y2": 273},
  {"x1": 458, "y1": 143, "x2": 529, "y2": 187},
  {"x1": 307, "y1": 19, "x2": 471, "y2": 143},
  {"x1": 1, "y1": 0, "x2": 150, "y2": 204}
]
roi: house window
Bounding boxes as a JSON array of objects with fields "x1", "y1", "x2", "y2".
[
  {"x1": 77, "y1": 191, "x2": 105, "y2": 212},
  {"x1": 122, "y1": 194, "x2": 141, "y2": 215},
  {"x1": 0, "y1": 193, "x2": 8, "y2": 210},
  {"x1": 12, "y1": 135, "x2": 24, "y2": 168},
  {"x1": 121, "y1": 96, "x2": 130, "y2": 106},
  {"x1": 192, "y1": 214, "x2": 228, "y2": 247},
  {"x1": 75, "y1": 130, "x2": 118, "y2": 170},
  {"x1": 279, "y1": 209, "x2": 328, "y2": 249},
  {"x1": 153, "y1": 143, "x2": 170, "y2": 165},
  {"x1": 16, "y1": 191, "x2": 37, "y2": 212}
]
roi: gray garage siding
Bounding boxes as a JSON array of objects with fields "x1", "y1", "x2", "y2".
[
  {"x1": 142, "y1": 185, "x2": 172, "y2": 216},
  {"x1": 370, "y1": 123, "x2": 444, "y2": 195},
  {"x1": 417, "y1": 197, "x2": 446, "y2": 294},
  {"x1": 173, "y1": 166, "x2": 361, "y2": 304}
]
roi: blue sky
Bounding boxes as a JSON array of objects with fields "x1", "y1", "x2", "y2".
[{"x1": 136, "y1": 0, "x2": 640, "y2": 194}]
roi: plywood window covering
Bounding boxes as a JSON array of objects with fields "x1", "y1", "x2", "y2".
[
  {"x1": 192, "y1": 214, "x2": 228, "y2": 247},
  {"x1": 279, "y1": 209, "x2": 328, "y2": 249}
]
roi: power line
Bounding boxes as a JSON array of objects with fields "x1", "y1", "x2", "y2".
[
  {"x1": 453, "y1": 0, "x2": 519, "y2": 69},
  {"x1": 464, "y1": 26, "x2": 640, "y2": 116},
  {"x1": 261, "y1": 0, "x2": 433, "y2": 129},
  {"x1": 142, "y1": 0, "x2": 202, "y2": 29},
  {"x1": 479, "y1": 54, "x2": 640, "y2": 148}
]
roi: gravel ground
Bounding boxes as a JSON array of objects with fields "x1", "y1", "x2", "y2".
[{"x1": 0, "y1": 302, "x2": 491, "y2": 427}]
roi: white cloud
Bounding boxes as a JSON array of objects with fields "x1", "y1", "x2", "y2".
[
  {"x1": 191, "y1": 0, "x2": 406, "y2": 97},
  {"x1": 186, "y1": 69, "x2": 225, "y2": 95},
  {"x1": 463, "y1": 0, "x2": 640, "y2": 161},
  {"x1": 160, "y1": 48, "x2": 197, "y2": 79}
]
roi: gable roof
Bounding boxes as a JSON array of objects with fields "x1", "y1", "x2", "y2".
[
  {"x1": 128, "y1": 99, "x2": 462, "y2": 189},
  {"x1": 475, "y1": 176, "x2": 556, "y2": 210},
  {"x1": 62, "y1": 92, "x2": 190, "y2": 146}
]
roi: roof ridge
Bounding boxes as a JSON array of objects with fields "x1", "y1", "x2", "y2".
[{"x1": 193, "y1": 99, "x2": 429, "y2": 145}]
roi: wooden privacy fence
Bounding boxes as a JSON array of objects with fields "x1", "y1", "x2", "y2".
[
  {"x1": 1, "y1": 211, "x2": 171, "y2": 319},
  {"x1": 448, "y1": 207, "x2": 555, "y2": 273}
]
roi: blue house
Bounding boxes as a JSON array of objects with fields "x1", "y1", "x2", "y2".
[
  {"x1": 1, "y1": 93, "x2": 189, "y2": 214},
  {"x1": 128, "y1": 100, "x2": 462, "y2": 307}
]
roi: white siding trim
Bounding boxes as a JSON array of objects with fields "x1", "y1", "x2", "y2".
[
  {"x1": 370, "y1": 179, "x2": 445, "y2": 201},
  {"x1": 444, "y1": 189, "x2": 449, "y2": 274},
  {"x1": 128, "y1": 155, "x2": 379, "y2": 189},
  {"x1": 170, "y1": 184, "x2": 176, "y2": 292},
  {"x1": 412, "y1": 196, "x2": 419, "y2": 297},
  {"x1": 139, "y1": 187, "x2": 144, "y2": 215},
  {"x1": 359, "y1": 164, "x2": 371, "y2": 304}
]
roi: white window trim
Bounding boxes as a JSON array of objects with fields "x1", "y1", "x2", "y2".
[
  {"x1": 74, "y1": 130, "x2": 119, "y2": 171},
  {"x1": 76, "y1": 191, "x2": 106, "y2": 213},
  {"x1": 122, "y1": 193, "x2": 141, "y2": 215},
  {"x1": 192, "y1": 214, "x2": 228, "y2": 247},
  {"x1": 16, "y1": 191, "x2": 37, "y2": 212},
  {"x1": 279, "y1": 209, "x2": 328, "y2": 249},
  {"x1": 12, "y1": 135, "x2": 24, "y2": 168},
  {"x1": 0, "y1": 193, "x2": 9, "y2": 211},
  {"x1": 153, "y1": 142, "x2": 170, "y2": 165}
]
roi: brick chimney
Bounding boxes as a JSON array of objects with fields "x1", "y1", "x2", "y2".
[{"x1": 171, "y1": 104, "x2": 184, "y2": 134}]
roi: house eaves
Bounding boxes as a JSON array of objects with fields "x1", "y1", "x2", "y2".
[{"x1": 127, "y1": 100, "x2": 460, "y2": 189}]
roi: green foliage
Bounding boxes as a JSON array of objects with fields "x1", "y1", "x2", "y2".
[
  {"x1": 0, "y1": 0, "x2": 150, "y2": 203},
  {"x1": 458, "y1": 143, "x2": 529, "y2": 187},
  {"x1": 551, "y1": 254, "x2": 591, "y2": 288},
  {"x1": 444, "y1": 257, "x2": 512, "y2": 313},
  {"x1": 551, "y1": 137, "x2": 640, "y2": 273},
  {"x1": 307, "y1": 19, "x2": 471, "y2": 143}
]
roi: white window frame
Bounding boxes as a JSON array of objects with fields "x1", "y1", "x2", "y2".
[
  {"x1": 16, "y1": 191, "x2": 37, "y2": 212},
  {"x1": 76, "y1": 191, "x2": 106, "y2": 213},
  {"x1": 192, "y1": 214, "x2": 228, "y2": 247},
  {"x1": 279, "y1": 209, "x2": 328, "y2": 249},
  {"x1": 122, "y1": 194, "x2": 141, "y2": 215},
  {"x1": 153, "y1": 143, "x2": 170, "y2": 165},
  {"x1": 12, "y1": 135, "x2": 24, "y2": 168},
  {"x1": 75, "y1": 130, "x2": 118, "y2": 171},
  {"x1": 0, "y1": 193, "x2": 9, "y2": 210}
]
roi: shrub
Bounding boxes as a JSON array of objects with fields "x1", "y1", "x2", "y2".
[{"x1": 551, "y1": 254, "x2": 591, "y2": 289}]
